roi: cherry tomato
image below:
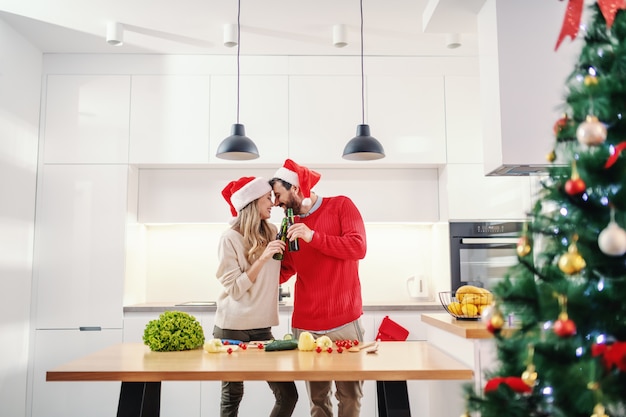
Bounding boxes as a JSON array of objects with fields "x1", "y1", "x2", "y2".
[
  {"x1": 337, "y1": 347, "x2": 344, "y2": 353},
  {"x1": 227, "y1": 347, "x2": 233, "y2": 354},
  {"x1": 315, "y1": 346, "x2": 322, "y2": 353}
]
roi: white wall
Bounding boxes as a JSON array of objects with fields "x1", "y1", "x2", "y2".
[{"x1": 0, "y1": 18, "x2": 42, "y2": 417}]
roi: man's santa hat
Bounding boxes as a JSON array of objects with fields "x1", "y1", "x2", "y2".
[
  {"x1": 221, "y1": 176, "x2": 271, "y2": 217},
  {"x1": 273, "y1": 159, "x2": 321, "y2": 206}
]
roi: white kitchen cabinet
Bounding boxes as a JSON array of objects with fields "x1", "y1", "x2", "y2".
[
  {"x1": 444, "y1": 76, "x2": 483, "y2": 164},
  {"x1": 441, "y1": 163, "x2": 532, "y2": 221},
  {"x1": 31, "y1": 329, "x2": 123, "y2": 417},
  {"x1": 208, "y1": 75, "x2": 288, "y2": 164},
  {"x1": 43, "y1": 75, "x2": 131, "y2": 164},
  {"x1": 288, "y1": 75, "x2": 362, "y2": 164},
  {"x1": 368, "y1": 75, "x2": 447, "y2": 165},
  {"x1": 129, "y1": 75, "x2": 211, "y2": 164},
  {"x1": 34, "y1": 164, "x2": 127, "y2": 329}
]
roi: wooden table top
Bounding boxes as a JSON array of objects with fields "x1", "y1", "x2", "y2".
[
  {"x1": 421, "y1": 313, "x2": 514, "y2": 339},
  {"x1": 47, "y1": 341, "x2": 473, "y2": 382},
  {"x1": 421, "y1": 313, "x2": 493, "y2": 339}
]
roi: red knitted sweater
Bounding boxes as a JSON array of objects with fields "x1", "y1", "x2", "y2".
[{"x1": 280, "y1": 195, "x2": 367, "y2": 330}]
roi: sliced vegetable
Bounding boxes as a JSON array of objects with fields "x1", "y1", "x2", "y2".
[{"x1": 264, "y1": 339, "x2": 299, "y2": 351}]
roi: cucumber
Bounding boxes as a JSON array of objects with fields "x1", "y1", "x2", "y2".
[{"x1": 264, "y1": 339, "x2": 299, "y2": 351}]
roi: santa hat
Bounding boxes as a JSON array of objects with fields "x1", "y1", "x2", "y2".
[
  {"x1": 221, "y1": 176, "x2": 271, "y2": 217},
  {"x1": 273, "y1": 159, "x2": 321, "y2": 206}
]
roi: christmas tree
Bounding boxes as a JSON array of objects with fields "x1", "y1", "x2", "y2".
[{"x1": 464, "y1": 3, "x2": 626, "y2": 417}]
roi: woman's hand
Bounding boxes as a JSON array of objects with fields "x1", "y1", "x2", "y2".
[{"x1": 262, "y1": 238, "x2": 286, "y2": 261}]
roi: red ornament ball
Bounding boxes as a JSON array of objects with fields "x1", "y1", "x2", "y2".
[
  {"x1": 564, "y1": 178, "x2": 586, "y2": 195},
  {"x1": 554, "y1": 318, "x2": 577, "y2": 337},
  {"x1": 553, "y1": 116, "x2": 569, "y2": 135}
]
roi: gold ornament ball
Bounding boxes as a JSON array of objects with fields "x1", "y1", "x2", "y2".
[
  {"x1": 517, "y1": 236, "x2": 532, "y2": 257},
  {"x1": 490, "y1": 314, "x2": 505, "y2": 329},
  {"x1": 546, "y1": 150, "x2": 556, "y2": 162},
  {"x1": 521, "y1": 369, "x2": 538, "y2": 387},
  {"x1": 584, "y1": 75, "x2": 598, "y2": 86},
  {"x1": 558, "y1": 252, "x2": 586, "y2": 274}
]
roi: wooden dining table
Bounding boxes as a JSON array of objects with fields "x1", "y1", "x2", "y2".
[{"x1": 47, "y1": 341, "x2": 473, "y2": 417}]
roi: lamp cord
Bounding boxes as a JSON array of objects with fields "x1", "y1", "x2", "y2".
[
  {"x1": 360, "y1": 0, "x2": 365, "y2": 125},
  {"x1": 236, "y1": 0, "x2": 241, "y2": 124}
]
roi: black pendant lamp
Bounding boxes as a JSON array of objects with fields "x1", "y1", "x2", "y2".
[
  {"x1": 342, "y1": 0, "x2": 385, "y2": 161},
  {"x1": 216, "y1": 0, "x2": 259, "y2": 160}
]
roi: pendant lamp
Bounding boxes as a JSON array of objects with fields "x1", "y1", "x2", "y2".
[
  {"x1": 216, "y1": 0, "x2": 259, "y2": 160},
  {"x1": 342, "y1": 0, "x2": 385, "y2": 161}
]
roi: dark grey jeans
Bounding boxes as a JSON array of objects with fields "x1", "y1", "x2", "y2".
[{"x1": 213, "y1": 326, "x2": 299, "y2": 417}]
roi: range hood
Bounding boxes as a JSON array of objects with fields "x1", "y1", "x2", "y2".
[{"x1": 477, "y1": 0, "x2": 582, "y2": 176}]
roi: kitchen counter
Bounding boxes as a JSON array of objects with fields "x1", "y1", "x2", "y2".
[
  {"x1": 124, "y1": 301, "x2": 444, "y2": 313},
  {"x1": 421, "y1": 313, "x2": 493, "y2": 339},
  {"x1": 421, "y1": 313, "x2": 500, "y2": 395}
]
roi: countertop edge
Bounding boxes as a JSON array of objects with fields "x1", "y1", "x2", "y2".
[
  {"x1": 421, "y1": 313, "x2": 493, "y2": 339},
  {"x1": 124, "y1": 302, "x2": 445, "y2": 314}
]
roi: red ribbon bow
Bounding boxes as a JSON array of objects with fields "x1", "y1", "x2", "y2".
[
  {"x1": 556, "y1": 0, "x2": 626, "y2": 51},
  {"x1": 484, "y1": 376, "x2": 533, "y2": 394},
  {"x1": 592, "y1": 341, "x2": 626, "y2": 371}
]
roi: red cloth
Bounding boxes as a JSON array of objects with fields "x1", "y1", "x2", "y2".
[{"x1": 280, "y1": 196, "x2": 366, "y2": 331}]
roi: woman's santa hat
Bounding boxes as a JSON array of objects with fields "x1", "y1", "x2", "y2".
[
  {"x1": 273, "y1": 159, "x2": 321, "y2": 206},
  {"x1": 221, "y1": 176, "x2": 271, "y2": 217}
]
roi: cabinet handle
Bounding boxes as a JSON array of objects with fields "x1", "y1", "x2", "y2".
[{"x1": 79, "y1": 326, "x2": 102, "y2": 331}]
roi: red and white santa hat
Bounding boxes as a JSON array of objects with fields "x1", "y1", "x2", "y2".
[
  {"x1": 273, "y1": 159, "x2": 321, "y2": 206},
  {"x1": 221, "y1": 176, "x2": 271, "y2": 217}
]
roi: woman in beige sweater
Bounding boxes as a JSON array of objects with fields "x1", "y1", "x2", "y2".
[{"x1": 214, "y1": 176, "x2": 297, "y2": 417}]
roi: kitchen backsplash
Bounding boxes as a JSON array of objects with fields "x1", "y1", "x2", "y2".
[{"x1": 123, "y1": 222, "x2": 451, "y2": 305}]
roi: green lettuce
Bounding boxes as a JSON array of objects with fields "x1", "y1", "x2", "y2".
[{"x1": 143, "y1": 311, "x2": 205, "y2": 352}]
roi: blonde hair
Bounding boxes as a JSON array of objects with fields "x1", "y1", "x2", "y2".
[{"x1": 232, "y1": 199, "x2": 274, "y2": 264}]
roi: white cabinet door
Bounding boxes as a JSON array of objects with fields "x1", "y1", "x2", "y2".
[
  {"x1": 34, "y1": 164, "x2": 127, "y2": 329},
  {"x1": 43, "y1": 75, "x2": 130, "y2": 164},
  {"x1": 368, "y1": 75, "x2": 447, "y2": 165},
  {"x1": 209, "y1": 75, "x2": 288, "y2": 164},
  {"x1": 288, "y1": 75, "x2": 362, "y2": 164},
  {"x1": 31, "y1": 329, "x2": 123, "y2": 417},
  {"x1": 444, "y1": 76, "x2": 483, "y2": 164},
  {"x1": 129, "y1": 75, "x2": 211, "y2": 164},
  {"x1": 442, "y1": 163, "x2": 531, "y2": 220}
]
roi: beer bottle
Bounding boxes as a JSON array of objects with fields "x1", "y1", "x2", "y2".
[
  {"x1": 273, "y1": 217, "x2": 289, "y2": 260},
  {"x1": 287, "y1": 208, "x2": 300, "y2": 252}
]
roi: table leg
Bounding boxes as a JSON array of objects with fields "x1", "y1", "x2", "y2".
[
  {"x1": 117, "y1": 381, "x2": 161, "y2": 417},
  {"x1": 376, "y1": 381, "x2": 411, "y2": 417}
]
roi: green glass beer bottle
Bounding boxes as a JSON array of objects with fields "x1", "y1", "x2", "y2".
[
  {"x1": 287, "y1": 208, "x2": 300, "y2": 252},
  {"x1": 273, "y1": 217, "x2": 289, "y2": 260}
]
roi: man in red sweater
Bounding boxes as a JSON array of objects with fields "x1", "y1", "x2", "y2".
[{"x1": 270, "y1": 159, "x2": 367, "y2": 417}]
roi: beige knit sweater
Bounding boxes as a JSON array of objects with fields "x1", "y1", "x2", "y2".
[{"x1": 214, "y1": 227, "x2": 281, "y2": 330}]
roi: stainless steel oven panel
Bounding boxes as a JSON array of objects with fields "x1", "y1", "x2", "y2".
[
  {"x1": 461, "y1": 238, "x2": 519, "y2": 245},
  {"x1": 450, "y1": 221, "x2": 524, "y2": 291}
]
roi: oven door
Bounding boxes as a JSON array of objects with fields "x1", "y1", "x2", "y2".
[{"x1": 451, "y1": 237, "x2": 519, "y2": 291}]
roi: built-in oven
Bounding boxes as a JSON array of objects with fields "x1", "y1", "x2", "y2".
[{"x1": 449, "y1": 220, "x2": 525, "y2": 292}]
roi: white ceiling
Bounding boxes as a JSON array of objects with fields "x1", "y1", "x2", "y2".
[{"x1": 0, "y1": 0, "x2": 485, "y2": 57}]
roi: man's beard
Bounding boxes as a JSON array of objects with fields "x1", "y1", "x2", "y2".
[{"x1": 285, "y1": 194, "x2": 301, "y2": 215}]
